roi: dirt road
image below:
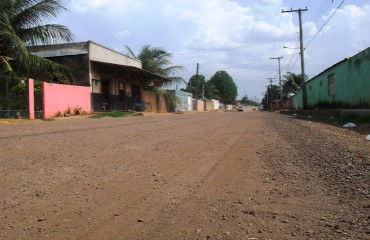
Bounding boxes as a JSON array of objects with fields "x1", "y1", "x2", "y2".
[{"x1": 1, "y1": 111, "x2": 369, "y2": 239}]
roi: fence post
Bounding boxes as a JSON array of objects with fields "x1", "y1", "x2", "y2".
[{"x1": 28, "y1": 78, "x2": 35, "y2": 119}]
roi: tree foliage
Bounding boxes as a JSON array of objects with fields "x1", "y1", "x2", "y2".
[
  {"x1": 207, "y1": 71, "x2": 237, "y2": 104},
  {"x1": 240, "y1": 95, "x2": 259, "y2": 105},
  {"x1": 184, "y1": 74, "x2": 206, "y2": 98},
  {"x1": 0, "y1": 0, "x2": 73, "y2": 79},
  {"x1": 125, "y1": 45, "x2": 184, "y2": 83},
  {"x1": 282, "y1": 72, "x2": 308, "y2": 96},
  {"x1": 261, "y1": 84, "x2": 280, "y2": 110}
]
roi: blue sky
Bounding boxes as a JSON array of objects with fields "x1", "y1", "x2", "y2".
[{"x1": 56, "y1": 0, "x2": 370, "y2": 100}]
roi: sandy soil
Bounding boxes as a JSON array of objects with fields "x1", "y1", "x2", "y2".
[{"x1": 0, "y1": 111, "x2": 369, "y2": 240}]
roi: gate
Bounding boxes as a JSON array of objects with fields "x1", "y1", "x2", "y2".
[{"x1": 0, "y1": 77, "x2": 43, "y2": 119}]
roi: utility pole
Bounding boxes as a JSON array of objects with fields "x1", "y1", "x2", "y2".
[
  {"x1": 202, "y1": 83, "x2": 204, "y2": 99},
  {"x1": 267, "y1": 77, "x2": 275, "y2": 110},
  {"x1": 270, "y1": 56, "x2": 283, "y2": 109},
  {"x1": 264, "y1": 87, "x2": 269, "y2": 110},
  {"x1": 195, "y1": 63, "x2": 199, "y2": 100},
  {"x1": 282, "y1": 7, "x2": 308, "y2": 109}
]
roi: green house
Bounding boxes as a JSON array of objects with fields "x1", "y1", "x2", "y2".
[{"x1": 295, "y1": 46, "x2": 370, "y2": 109}]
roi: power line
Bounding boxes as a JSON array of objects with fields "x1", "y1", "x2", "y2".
[
  {"x1": 171, "y1": 33, "x2": 297, "y2": 56},
  {"x1": 305, "y1": 0, "x2": 345, "y2": 48},
  {"x1": 303, "y1": 0, "x2": 333, "y2": 34}
]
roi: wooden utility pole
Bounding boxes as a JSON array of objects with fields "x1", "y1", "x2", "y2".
[
  {"x1": 270, "y1": 56, "x2": 283, "y2": 109},
  {"x1": 202, "y1": 83, "x2": 204, "y2": 99},
  {"x1": 195, "y1": 63, "x2": 199, "y2": 100},
  {"x1": 267, "y1": 77, "x2": 275, "y2": 110},
  {"x1": 282, "y1": 8, "x2": 308, "y2": 109}
]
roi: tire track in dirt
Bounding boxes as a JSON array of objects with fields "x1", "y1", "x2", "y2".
[{"x1": 0, "y1": 112, "x2": 249, "y2": 240}]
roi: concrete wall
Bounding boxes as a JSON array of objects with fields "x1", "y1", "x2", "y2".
[
  {"x1": 28, "y1": 79, "x2": 35, "y2": 119},
  {"x1": 89, "y1": 42, "x2": 141, "y2": 68},
  {"x1": 193, "y1": 100, "x2": 205, "y2": 112},
  {"x1": 43, "y1": 82, "x2": 91, "y2": 118},
  {"x1": 142, "y1": 91, "x2": 169, "y2": 113},
  {"x1": 167, "y1": 90, "x2": 193, "y2": 111},
  {"x1": 205, "y1": 99, "x2": 220, "y2": 111},
  {"x1": 28, "y1": 42, "x2": 89, "y2": 58},
  {"x1": 48, "y1": 55, "x2": 90, "y2": 86}
]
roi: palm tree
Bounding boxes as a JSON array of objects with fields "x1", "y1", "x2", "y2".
[
  {"x1": 282, "y1": 72, "x2": 307, "y2": 95},
  {"x1": 125, "y1": 45, "x2": 185, "y2": 112},
  {"x1": 0, "y1": 0, "x2": 73, "y2": 78},
  {"x1": 125, "y1": 44, "x2": 184, "y2": 82}
]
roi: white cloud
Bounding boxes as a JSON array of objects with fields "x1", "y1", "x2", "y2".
[
  {"x1": 304, "y1": 3, "x2": 370, "y2": 77},
  {"x1": 57, "y1": 0, "x2": 370, "y2": 99},
  {"x1": 67, "y1": 0, "x2": 141, "y2": 13}
]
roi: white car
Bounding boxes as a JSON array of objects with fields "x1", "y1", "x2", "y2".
[{"x1": 237, "y1": 106, "x2": 244, "y2": 112}]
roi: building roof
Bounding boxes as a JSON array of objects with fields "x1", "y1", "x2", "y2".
[{"x1": 306, "y1": 46, "x2": 370, "y2": 84}]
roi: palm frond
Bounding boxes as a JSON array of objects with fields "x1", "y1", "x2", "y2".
[
  {"x1": 12, "y1": 0, "x2": 68, "y2": 29},
  {"x1": 19, "y1": 24, "x2": 73, "y2": 45},
  {"x1": 124, "y1": 45, "x2": 137, "y2": 58},
  {"x1": 0, "y1": 56, "x2": 13, "y2": 74},
  {"x1": 151, "y1": 87, "x2": 178, "y2": 105},
  {"x1": 0, "y1": 0, "x2": 73, "y2": 80},
  {"x1": 13, "y1": 53, "x2": 72, "y2": 81},
  {"x1": 0, "y1": 20, "x2": 29, "y2": 59}
]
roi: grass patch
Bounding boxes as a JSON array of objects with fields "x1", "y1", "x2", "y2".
[{"x1": 89, "y1": 111, "x2": 143, "y2": 119}]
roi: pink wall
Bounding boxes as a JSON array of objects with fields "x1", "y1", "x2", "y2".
[
  {"x1": 193, "y1": 99, "x2": 205, "y2": 112},
  {"x1": 28, "y1": 79, "x2": 35, "y2": 119},
  {"x1": 43, "y1": 82, "x2": 91, "y2": 118}
]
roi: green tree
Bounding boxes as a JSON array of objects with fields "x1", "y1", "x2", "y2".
[
  {"x1": 282, "y1": 72, "x2": 308, "y2": 96},
  {"x1": 261, "y1": 84, "x2": 280, "y2": 110},
  {"x1": 204, "y1": 81, "x2": 220, "y2": 100},
  {"x1": 125, "y1": 45, "x2": 184, "y2": 82},
  {"x1": 207, "y1": 71, "x2": 237, "y2": 104},
  {"x1": 0, "y1": 0, "x2": 73, "y2": 78},
  {"x1": 184, "y1": 74, "x2": 205, "y2": 99}
]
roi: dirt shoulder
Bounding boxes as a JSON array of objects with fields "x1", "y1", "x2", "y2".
[{"x1": 0, "y1": 112, "x2": 368, "y2": 239}]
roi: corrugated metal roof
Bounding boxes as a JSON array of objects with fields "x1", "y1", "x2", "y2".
[{"x1": 306, "y1": 46, "x2": 370, "y2": 83}]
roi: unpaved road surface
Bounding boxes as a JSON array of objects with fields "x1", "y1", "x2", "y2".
[{"x1": 1, "y1": 111, "x2": 369, "y2": 240}]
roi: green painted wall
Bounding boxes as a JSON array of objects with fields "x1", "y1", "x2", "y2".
[{"x1": 296, "y1": 47, "x2": 370, "y2": 109}]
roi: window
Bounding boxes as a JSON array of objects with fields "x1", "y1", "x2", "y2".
[
  {"x1": 92, "y1": 79, "x2": 101, "y2": 93},
  {"x1": 320, "y1": 80, "x2": 323, "y2": 86},
  {"x1": 328, "y1": 74, "x2": 335, "y2": 96},
  {"x1": 309, "y1": 85, "x2": 312, "y2": 91},
  {"x1": 110, "y1": 80, "x2": 119, "y2": 95}
]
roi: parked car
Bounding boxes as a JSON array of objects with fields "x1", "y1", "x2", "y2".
[{"x1": 237, "y1": 106, "x2": 244, "y2": 112}]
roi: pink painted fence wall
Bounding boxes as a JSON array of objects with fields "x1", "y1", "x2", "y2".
[
  {"x1": 43, "y1": 82, "x2": 91, "y2": 118},
  {"x1": 28, "y1": 79, "x2": 35, "y2": 119}
]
